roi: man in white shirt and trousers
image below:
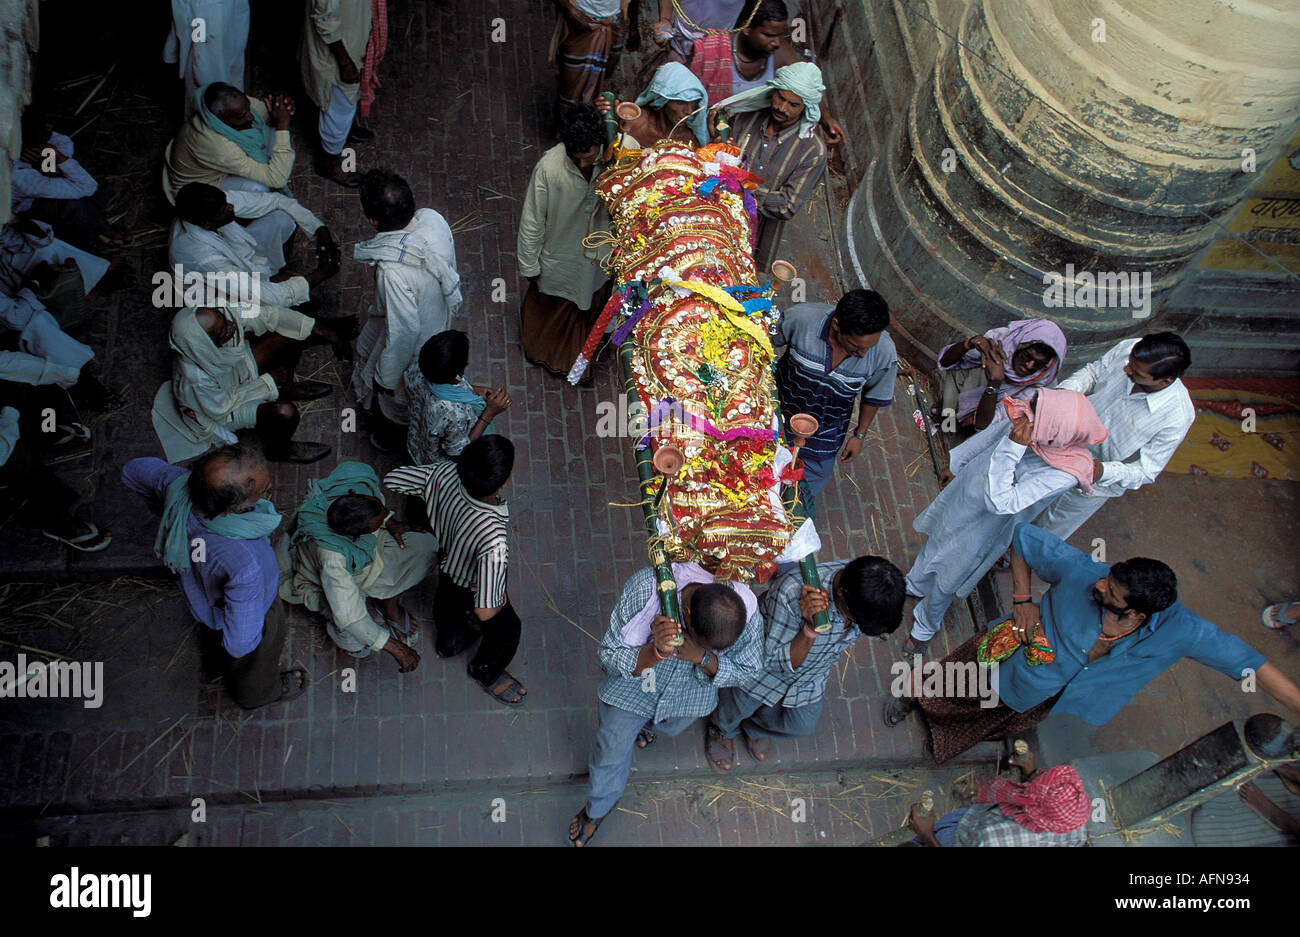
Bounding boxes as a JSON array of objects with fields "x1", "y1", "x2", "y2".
[
  {"x1": 1034, "y1": 332, "x2": 1196, "y2": 540},
  {"x1": 350, "y1": 169, "x2": 462, "y2": 452},
  {"x1": 162, "y1": 0, "x2": 251, "y2": 120}
]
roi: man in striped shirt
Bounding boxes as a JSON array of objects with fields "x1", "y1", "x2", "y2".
[
  {"x1": 727, "y1": 63, "x2": 829, "y2": 271},
  {"x1": 383, "y1": 436, "x2": 526, "y2": 705},
  {"x1": 707, "y1": 556, "x2": 905, "y2": 769},
  {"x1": 775, "y1": 289, "x2": 898, "y2": 503},
  {"x1": 1034, "y1": 332, "x2": 1195, "y2": 541}
]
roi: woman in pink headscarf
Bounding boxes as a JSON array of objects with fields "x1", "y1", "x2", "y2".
[
  {"x1": 890, "y1": 387, "x2": 1108, "y2": 659},
  {"x1": 937, "y1": 319, "x2": 1067, "y2": 432}
]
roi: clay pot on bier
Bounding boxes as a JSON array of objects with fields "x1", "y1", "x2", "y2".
[{"x1": 652, "y1": 444, "x2": 685, "y2": 476}]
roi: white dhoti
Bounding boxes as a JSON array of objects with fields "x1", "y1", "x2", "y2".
[{"x1": 218, "y1": 176, "x2": 296, "y2": 272}]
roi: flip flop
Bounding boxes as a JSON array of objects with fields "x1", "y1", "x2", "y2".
[
  {"x1": 50, "y1": 422, "x2": 91, "y2": 447},
  {"x1": 42, "y1": 522, "x2": 111, "y2": 552},
  {"x1": 477, "y1": 669, "x2": 526, "y2": 706},
  {"x1": 897, "y1": 635, "x2": 930, "y2": 661},
  {"x1": 568, "y1": 805, "x2": 607, "y2": 847},
  {"x1": 883, "y1": 696, "x2": 915, "y2": 728},
  {"x1": 380, "y1": 605, "x2": 418, "y2": 643},
  {"x1": 278, "y1": 667, "x2": 309, "y2": 702},
  {"x1": 705, "y1": 723, "x2": 735, "y2": 774},
  {"x1": 1261, "y1": 603, "x2": 1299, "y2": 631}
]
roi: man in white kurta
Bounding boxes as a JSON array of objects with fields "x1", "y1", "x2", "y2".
[
  {"x1": 169, "y1": 182, "x2": 340, "y2": 307},
  {"x1": 279, "y1": 462, "x2": 432, "y2": 670},
  {"x1": 904, "y1": 405, "x2": 1080, "y2": 650},
  {"x1": 300, "y1": 0, "x2": 372, "y2": 186},
  {"x1": 1033, "y1": 334, "x2": 1195, "y2": 541},
  {"x1": 351, "y1": 170, "x2": 462, "y2": 441},
  {"x1": 162, "y1": 0, "x2": 251, "y2": 120}
]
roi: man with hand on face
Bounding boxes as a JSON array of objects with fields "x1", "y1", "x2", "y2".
[
  {"x1": 774, "y1": 289, "x2": 897, "y2": 504},
  {"x1": 280, "y1": 461, "x2": 434, "y2": 672},
  {"x1": 715, "y1": 59, "x2": 830, "y2": 271},
  {"x1": 568, "y1": 564, "x2": 764, "y2": 846},
  {"x1": 151, "y1": 302, "x2": 346, "y2": 464},
  {"x1": 163, "y1": 82, "x2": 297, "y2": 202},
  {"x1": 1033, "y1": 332, "x2": 1195, "y2": 542}
]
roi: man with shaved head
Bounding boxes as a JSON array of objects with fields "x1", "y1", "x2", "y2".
[{"x1": 123, "y1": 445, "x2": 309, "y2": 708}]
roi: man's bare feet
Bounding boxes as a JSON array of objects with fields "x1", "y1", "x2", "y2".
[
  {"x1": 1276, "y1": 764, "x2": 1300, "y2": 797},
  {"x1": 705, "y1": 723, "x2": 735, "y2": 773},
  {"x1": 1238, "y1": 780, "x2": 1300, "y2": 835}
]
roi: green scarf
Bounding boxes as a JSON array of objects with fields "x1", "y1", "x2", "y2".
[
  {"x1": 157, "y1": 471, "x2": 283, "y2": 574},
  {"x1": 291, "y1": 462, "x2": 384, "y2": 574},
  {"x1": 195, "y1": 82, "x2": 272, "y2": 163}
]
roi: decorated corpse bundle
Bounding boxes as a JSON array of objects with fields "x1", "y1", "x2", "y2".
[{"x1": 569, "y1": 141, "x2": 811, "y2": 582}]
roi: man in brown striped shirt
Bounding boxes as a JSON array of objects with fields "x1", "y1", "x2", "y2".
[
  {"x1": 726, "y1": 63, "x2": 829, "y2": 272},
  {"x1": 383, "y1": 436, "x2": 526, "y2": 705}
]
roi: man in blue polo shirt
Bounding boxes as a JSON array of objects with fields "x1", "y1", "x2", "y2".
[
  {"x1": 774, "y1": 289, "x2": 897, "y2": 503},
  {"x1": 886, "y1": 523, "x2": 1300, "y2": 764}
]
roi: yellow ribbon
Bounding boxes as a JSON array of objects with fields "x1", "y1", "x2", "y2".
[{"x1": 661, "y1": 278, "x2": 774, "y2": 359}]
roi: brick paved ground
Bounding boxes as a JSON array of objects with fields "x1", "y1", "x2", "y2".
[{"x1": 3, "y1": 0, "x2": 1293, "y2": 847}]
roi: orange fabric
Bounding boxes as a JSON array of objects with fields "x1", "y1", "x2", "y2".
[{"x1": 1002, "y1": 388, "x2": 1108, "y2": 491}]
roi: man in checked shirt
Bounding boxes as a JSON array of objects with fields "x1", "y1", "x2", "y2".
[
  {"x1": 569, "y1": 565, "x2": 763, "y2": 846},
  {"x1": 705, "y1": 556, "x2": 906, "y2": 771}
]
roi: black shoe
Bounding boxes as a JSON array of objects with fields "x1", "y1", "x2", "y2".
[
  {"x1": 347, "y1": 125, "x2": 375, "y2": 145},
  {"x1": 284, "y1": 380, "x2": 332, "y2": 401},
  {"x1": 267, "y1": 441, "x2": 331, "y2": 464}
]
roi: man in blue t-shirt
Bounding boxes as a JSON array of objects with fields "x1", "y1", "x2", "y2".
[{"x1": 774, "y1": 289, "x2": 897, "y2": 503}]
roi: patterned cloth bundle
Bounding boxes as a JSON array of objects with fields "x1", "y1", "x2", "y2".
[{"x1": 572, "y1": 141, "x2": 800, "y2": 580}]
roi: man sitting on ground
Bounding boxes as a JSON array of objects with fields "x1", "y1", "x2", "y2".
[
  {"x1": 151, "y1": 303, "x2": 346, "y2": 464},
  {"x1": 280, "y1": 461, "x2": 433, "y2": 672},
  {"x1": 123, "y1": 445, "x2": 308, "y2": 709},
  {"x1": 163, "y1": 82, "x2": 296, "y2": 203},
  {"x1": 169, "y1": 181, "x2": 342, "y2": 310}
]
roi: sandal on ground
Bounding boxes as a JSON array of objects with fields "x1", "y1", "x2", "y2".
[
  {"x1": 1261, "y1": 603, "x2": 1299, "y2": 631},
  {"x1": 898, "y1": 635, "x2": 930, "y2": 661},
  {"x1": 42, "y1": 521, "x2": 111, "y2": 552},
  {"x1": 883, "y1": 696, "x2": 916, "y2": 728},
  {"x1": 635, "y1": 729, "x2": 657, "y2": 749},
  {"x1": 568, "y1": 805, "x2": 606, "y2": 847},
  {"x1": 278, "y1": 667, "x2": 309, "y2": 702},
  {"x1": 50, "y1": 422, "x2": 91, "y2": 447},
  {"x1": 705, "y1": 723, "x2": 735, "y2": 774},
  {"x1": 380, "y1": 605, "x2": 418, "y2": 643},
  {"x1": 743, "y1": 733, "x2": 772, "y2": 763},
  {"x1": 476, "y1": 669, "x2": 527, "y2": 706}
]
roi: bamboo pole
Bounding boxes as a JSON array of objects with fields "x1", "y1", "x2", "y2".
[{"x1": 619, "y1": 343, "x2": 683, "y2": 636}]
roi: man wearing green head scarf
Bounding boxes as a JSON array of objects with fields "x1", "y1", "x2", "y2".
[
  {"x1": 163, "y1": 83, "x2": 297, "y2": 204},
  {"x1": 279, "y1": 462, "x2": 434, "y2": 673},
  {"x1": 716, "y1": 60, "x2": 829, "y2": 272}
]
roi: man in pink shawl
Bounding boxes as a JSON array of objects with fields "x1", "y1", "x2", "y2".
[
  {"x1": 895, "y1": 387, "x2": 1108, "y2": 658},
  {"x1": 937, "y1": 318, "x2": 1067, "y2": 432}
]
